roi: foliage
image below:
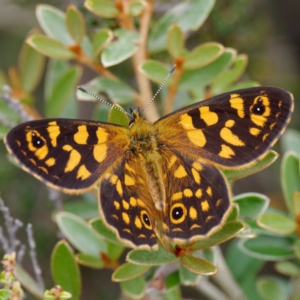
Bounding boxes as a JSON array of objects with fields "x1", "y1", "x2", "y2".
[{"x1": 0, "y1": 1, "x2": 298, "y2": 300}]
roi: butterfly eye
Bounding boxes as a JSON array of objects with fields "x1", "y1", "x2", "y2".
[
  {"x1": 252, "y1": 97, "x2": 265, "y2": 115},
  {"x1": 140, "y1": 210, "x2": 152, "y2": 229},
  {"x1": 31, "y1": 132, "x2": 44, "y2": 148},
  {"x1": 170, "y1": 203, "x2": 187, "y2": 224}
]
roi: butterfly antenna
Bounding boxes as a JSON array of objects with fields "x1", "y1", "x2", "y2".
[
  {"x1": 142, "y1": 65, "x2": 176, "y2": 113},
  {"x1": 77, "y1": 87, "x2": 132, "y2": 117}
]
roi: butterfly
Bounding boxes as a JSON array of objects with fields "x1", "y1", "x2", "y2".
[{"x1": 4, "y1": 86, "x2": 293, "y2": 249}]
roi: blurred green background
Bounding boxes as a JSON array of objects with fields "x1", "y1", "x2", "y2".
[{"x1": 0, "y1": 0, "x2": 299, "y2": 299}]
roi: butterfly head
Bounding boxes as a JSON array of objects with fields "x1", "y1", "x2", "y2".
[{"x1": 129, "y1": 108, "x2": 145, "y2": 127}]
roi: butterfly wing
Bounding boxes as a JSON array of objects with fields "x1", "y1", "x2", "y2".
[
  {"x1": 5, "y1": 119, "x2": 129, "y2": 193},
  {"x1": 159, "y1": 148, "x2": 231, "y2": 242},
  {"x1": 155, "y1": 87, "x2": 293, "y2": 168},
  {"x1": 98, "y1": 154, "x2": 158, "y2": 249}
]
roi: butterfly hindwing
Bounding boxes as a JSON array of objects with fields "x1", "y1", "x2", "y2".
[
  {"x1": 156, "y1": 87, "x2": 293, "y2": 168},
  {"x1": 99, "y1": 155, "x2": 158, "y2": 249},
  {"x1": 160, "y1": 149, "x2": 231, "y2": 242},
  {"x1": 5, "y1": 119, "x2": 129, "y2": 192}
]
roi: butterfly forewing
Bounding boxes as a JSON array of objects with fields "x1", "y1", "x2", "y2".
[
  {"x1": 5, "y1": 119, "x2": 129, "y2": 192},
  {"x1": 156, "y1": 87, "x2": 293, "y2": 168}
]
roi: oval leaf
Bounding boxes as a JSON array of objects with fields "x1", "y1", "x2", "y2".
[
  {"x1": 92, "y1": 29, "x2": 113, "y2": 58},
  {"x1": 76, "y1": 253, "x2": 104, "y2": 269},
  {"x1": 148, "y1": 0, "x2": 215, "y2": 53},
  {"x1": 239, "y1": 235, "x2": 295, "y2": 261},
  {"x1": 66, "y1": 5, "x2": 86, "y2": 44},
  {"x1": 139, "y1": 60, "x2": 171, "y2": 85},
  {"x1": 45, "y1": 66, "x2": 82, "y2": 117},
  {"x1": 120, "y1": 276, "x2": 146, "y2": 299},
  {"x1": 19, "y1": 40, "x2": 46, "y2": 93},
  {"x1": 211, "y1": 54, "x2": 248, "y2": 94},
  {"x1": 14, "y1": 265, "x2": 44, "y2": 299},
  {"x1": 191, "y1": 221, "x2": 245, "y2": 250},
  {"x1": 234, "y1": 193, "x2": 270, "y2": 219},
  {"x1": 51, "y1": 240, "x2": 81, "y2": 300},
  {"x1": 180, "y1": 255, "x2": 216, "y2": 275},
  {"x1": 36, "y1": 4, "x2": 73, "y2": 45},
  {"x1": 112, "y1": 263, "x2": 150, "y2": 282},
  {"x1": 56, "y1": 212, "x2": 107, "y2": 257},
  {"x1": 127, "y1": 245, "x2": 177, "y2": 266},
  {"x1": 258, "y1": 212, "x2": 296, "y2": 234},
  {"x1": 167, "y1": 24, "x2": 184, "y2": 58},
  {"x1": 27, "y1": 35, "x2": 76, "y2": 60},
  {"x1": 179, "y1": 264, "x2": 199, "y2": 285},
  {"x1": 183, "y1": 42, "x2": 224, "y2": 70},
  {"x1": 281, "y1": 129, "x2": 300, "y2": 155},
  {"x1": 108, "y1": 104, "x2": 130, "y2": 127},
  {"x1": 281, "y1": 151, "x2": 300, "y2": 213},
  {"x1": 256, "y1": 277, "x2": 288, "y2": 300},
  {"x1": 84, "y1": 0, "x2": 119, "y2": 18},
  {"x1": 101, "y1": 29, "x2": 139, "y2": 67},
  {"x1": 275, "y1": 261, "x2": 299, "y2": 277},
  {"x1": 179, "y1": 48, "x2": 236, "y2": 91}
]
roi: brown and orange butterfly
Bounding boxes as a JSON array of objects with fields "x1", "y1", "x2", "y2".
[{"x1": 4, "y1": 86, "x2": 293, "y2": 249}]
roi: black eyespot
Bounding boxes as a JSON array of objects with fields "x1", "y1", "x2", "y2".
[
  {"x1": 31, "y1": 132, "x2": 44, "y2": 148},
  {"x1": 252, "y1": 98, "x2": 265, "y2": 115},
  {"x1": 172, "y1": 207, "x2": 183, "y2": 220},
  {"x1": 142, "y1": 212, "x2": 150, "y2": 226}
]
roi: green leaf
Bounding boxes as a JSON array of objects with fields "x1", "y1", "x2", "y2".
[
  {"x1": 211, "y1": 54, "x2": 248, "y2": 94},
  {"x1": 19, "y1": 40, "x2": 45, "y2": 93},
  {"x1": 180, "y1": 255, "x2": 216, "y2": 275},
  {"x1": 166, "y1": 271, "x2": 180, "y2": 289},
  {"x1": 84, "y1": 0, "x2": 119, "y2": 18},
  {"x1": 129, "y1": 0, "x2": 146, "y2": 16},
  {"x1": 112, "y1": 263, "x2": 150, "y2": 282},
  {"x1": 76, "y1": 253, "x2": 104, "y2": 269},
  {"x1": 14, "y1": 265, "x2": 44, "y2": 299},
  {"x1": 292, "y1": 192, "x2": 300, "y2": 217},
  {"x1": 0, "y1": 289, "x2": 12, "y2": 299},
  {"x1": 92, "y1": 29, "x2": 113, "y2": 58},
  {"x1": 127, "y1": 244, "x2": 177, "y2": 266},
  {"x1": 223, "y1": 151, "x2": 278, "y2": 180},
  {"x1": 226, "y1": 240, "x2": 264, "y2": 300},
  {"x1": 179, "y1": 264, "x2": 199, "y2": 285},
  {"x1": 234, "y1": 193, "x2": 270, "y2": 219},
  {"x1": 90, "y1": 218, "x2": 124, "y2": 246},
  {"x1": 45, "y1": 66, "x2": 82, "y2": 117},
  {"x1": 139, "y1": 60, "x2": 171, "y2": 85},
  {"x1": 56, "y1": 212, "x2": 107, "y2": 257},
  {"x1": 62, "y1": 195, "x2": 99, "y2": 220},
  {"x1": 191, "y1": 221, "x2": 245, "y2": 250},
  {"x1": 148, "y1": 0, "x2": 215, "y2": 53},
  {"x1": 183, "y1": 42, "x2": 224, "y2": 70},
  {"x1": 66, "y1": 5, "x2": 86, "y2": 44},
  {"x1": 226, "y1": 203, "x2": 239, "y2": 222},
  {"x1": 281, "y1": 151, "x2": 300, "y2": 213},
  {"x1": 107, "y1": 242, "x2": 124, "y2": 260},
  {"x1": 120, "y1": 276, "x2": 146, "y2": 299},
  {"x1": 101, "y1": 29, "x2": 139, "y2": 67},
  {"x1": 27, "y1": 35, "x2": 76, "y2": 60},
  {"x1": 275, "y1": 261, "x2": 299, "y2": 277},
  {"x1": 225, "y1": 80, "x2": 260, "y2": 91},
  {"x1": 51, "y1": 240, "x2": 81, "y2": 300},
  {"x1": 36, "y1": 4, "x2": 73, "y2": 45},
  {"x1": 167, "y1": 24, "x2": 184, "y2": 58},
  {"x1": 239, "y1": 235, "x2": 294, "y2": 261},
  {"x1": 281, "y1": 129, "x2": 300, "y2": 155},
  {"x1": 256, "y1": 277, "x2": 288, "y2": 300},
  {"x1": 258, "y1": 212, "x2": 296, "y2": 234},
  {"x1": 179, "y1": 48, "x2": 236, "y2": 91},
  {"x1": 108, "y1": 104, "x2": 130, "y2": 126}
]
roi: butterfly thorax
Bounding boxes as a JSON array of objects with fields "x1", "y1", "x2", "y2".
[{"x1": 128, "y1": 110, "x2": 166, "y2": 211}]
